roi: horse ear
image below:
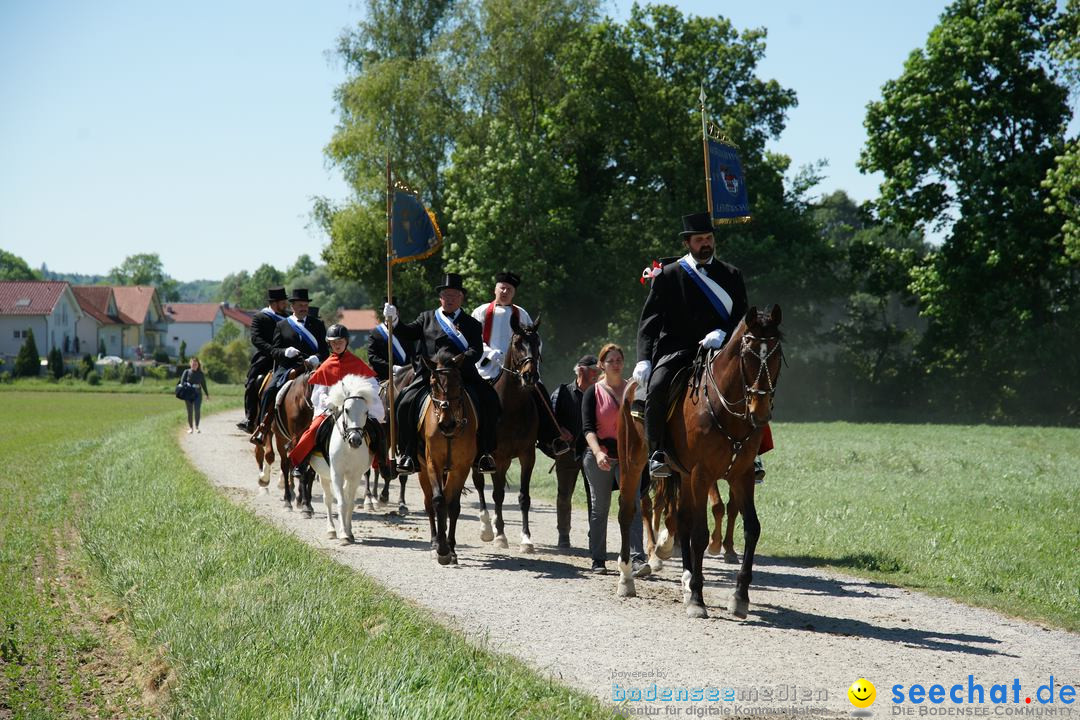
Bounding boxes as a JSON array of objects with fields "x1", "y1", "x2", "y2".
[
  {"x1": 510, "y1": 312, "x2": 522, "y2": 335},
  {"x1": 769, "y1": 304, "x2": 782, "y2": 325},
  {"x1": 451, "y1": 353, "x2": 465, "y2": 366},
  {"x1": 532, "y1": 312, "x2": 542, "y2": 331},
  {"x1": 421, "y1": 355, "x2": 435, "y2": 373},
  {"x1": 746, "y1": 305, "x2": 758, "y2": 326}
]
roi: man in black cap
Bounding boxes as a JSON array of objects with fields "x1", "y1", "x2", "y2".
[
  {"x1": 383, "y1": 273, "x2": 500, "y2": 474},
  {"x1": 238, "y1": 286, "x2": 289, "y2": 432},
  {"x1": 550, "y1": 354, "x2": 601, "y2": 547},
  {"x1": 250, "y1": 288, "x2": 330, "y2": 445},
  {"x1": 366, "y1": 297, "x2": 415, "y2": 382},
  {"x1": 471, "y1": 270, "x2": 571, "y2": 458},
  {"x1": 634, "y1": 212, "x2": 748, "y2": 478}
]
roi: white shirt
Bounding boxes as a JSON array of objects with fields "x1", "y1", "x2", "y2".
[{"x1": 470, "y1": 302, "x2": 534, "y2": 380}]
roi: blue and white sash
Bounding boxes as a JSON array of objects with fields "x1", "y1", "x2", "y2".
[
  {"x1": 287, "y1": 315, "x2": 319, "y2": 354},
  {"x1": 375, "y1": 323, "x2": 407, "y2": 364},
  {"x1": 261, "y1": 307, "x2": 286, "y2": 322},
  {"x1": 678, "y1": 255, "x2": 733, "y2": 324},
  {"x1": 435, "y1": 309, "x2": 470, "y2": 353}
]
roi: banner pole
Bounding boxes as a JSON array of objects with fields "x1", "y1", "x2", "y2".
[
  {"x1": 699, "y1": 84, "x2": 714, "y2": 220},
  {"x1": 385, "y1": 153, "x2": 397, "y2": 472}
]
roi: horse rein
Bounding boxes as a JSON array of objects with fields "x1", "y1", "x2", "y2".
[
  {"x1": 500, "y1": 332, "x2": 541, "y2": 383},
  {"x1": 333, "y1": 394, "x2": 369, "y2": 442}
]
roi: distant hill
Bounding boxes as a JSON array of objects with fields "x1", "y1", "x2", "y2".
[{"x1": 39, "y1": 265, "x2": 222, "y2": 303}]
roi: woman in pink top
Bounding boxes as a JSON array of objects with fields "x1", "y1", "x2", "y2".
[{"x1": 581, "y1": 343, "x2": 648, "y2": 575}]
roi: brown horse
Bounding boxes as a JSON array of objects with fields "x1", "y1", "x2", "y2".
[
  {"x1": 419, "y1": 350, "x2": 478, "y2": 565},
  {"x1": 615, "y1": 305, "x2": 783, "y2": 618},
  {"x1": 253, "y1": 370, "x2": 316, "y2": 516},
  {"x1": 472, "y1": 314, "x2": 543, "y2": 552},
  {"x1": 362, "y1": 365, "x2": 415, "y2": 516}
]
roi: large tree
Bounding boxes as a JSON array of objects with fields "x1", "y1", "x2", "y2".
[
  {"x1": 108, "y1": 253, "x2": 180, "y2": 301},
  {"x1": 0, "y1": 249, "x2": 43, "y2": 281},
  {"x1": 860, "y1": 0, "x2": 1078, "y2": 420}
]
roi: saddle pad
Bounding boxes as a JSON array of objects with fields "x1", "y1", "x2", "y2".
[
  {"x1": 275, "y1": 378, "x2": 295, "y2": 408},
  {"x1": 417, "y1": 391, "x2": 478, "y2": 431}
]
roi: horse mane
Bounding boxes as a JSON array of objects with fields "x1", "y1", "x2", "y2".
[{"x1": 326, "y1": 374, "x2": 380, "y2": 413}]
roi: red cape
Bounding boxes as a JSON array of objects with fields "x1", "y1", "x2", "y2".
[{"x1": 309, "y1": 351, "x2": 375, "y2": 387}]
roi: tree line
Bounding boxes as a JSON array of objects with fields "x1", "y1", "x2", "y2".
[{"x1": 313, "y1": 0, "x2": 1079, "y2": 424}]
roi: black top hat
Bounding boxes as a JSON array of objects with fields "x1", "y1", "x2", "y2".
[
  {"x1": 267, "y1": 286, "x2": 287, "y2": 302},
  {"x1": 680, "y1": 212, "x2": 715, "y2": 238},
  {"x1": 495, "y1": 270, "x2": 521, "y2": 288},
  {"x1": 308, "y1": 306, "x2": 320, "y2": 318},
  {"x1": 289, "y1": 288, "x2": 310, "y2": 302},
  {"x1": 436, "y1": 273, "x2": 466, "y2": 295}
]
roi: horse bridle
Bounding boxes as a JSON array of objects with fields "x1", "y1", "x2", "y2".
[
  {"x1": 333, "y1": 394, "x2": 369, "y2": 445},
  {"x1": 699, "y1": 331, "x2": 783, "y2": 477},
  {"x1": 500, "y1": 332, "x2": 541, "y2": 384},
  {"x1": 430, "y1": 368, "x2": 469, "y2": 437}
]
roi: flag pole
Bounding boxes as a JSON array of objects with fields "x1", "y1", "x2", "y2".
[
  {"x1": 385, "y1": 153, "x2": 397, "y2": 473},
  {"x1": 699, "y1": 84, "x2": 714, "y2": 220}
]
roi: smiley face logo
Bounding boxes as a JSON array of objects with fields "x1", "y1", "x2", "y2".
[{"x1": 848, "y1": 678, "x2": 876, "y2": 708}]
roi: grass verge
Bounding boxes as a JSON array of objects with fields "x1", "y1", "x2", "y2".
[{"x1": 1, "y1": 391, "x2": 614, "y2": 719}]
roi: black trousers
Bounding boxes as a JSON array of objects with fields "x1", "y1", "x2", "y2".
[
  {"x1": 554, "y1": 451, "x2": 590, "y2": 539},
  {"x1": 256, "y1": 366, "x2": 294, "y2": 424},
  {"x1": 395, "y1": 374, "x2": 501, "y2": 457},
  {"x1": 644, "y1": 354, "x2": 693, "y2": 455},
  {"x1": 244, "y1": 357, "x2": 273, "y2": 423}
]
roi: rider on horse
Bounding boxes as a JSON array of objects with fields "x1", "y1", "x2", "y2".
[
  {"x1": 634, "y1": 212, "x2": 769, "y2": 480},
  {"x1": 238, "y1": 286, "x2": 289, "y2": 433},
  {"x1": 366, "y1": 297, "x2": 414, "y2": 382},
  {"x1": 287, "y1": 323, "x2": 385, "y2": 469},
  {"x1": 250, "y1": 288, "x2": 329, "y2": 445},
  {"x1": 470, "y1": 270, "x2": 571, "y2": 458},
  {"x1": 383, "y1": 273, "x2": 500, "y2": 476}
]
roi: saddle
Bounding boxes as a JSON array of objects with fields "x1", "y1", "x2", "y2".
[{"x1": 311, "y1": 412, "x2": 338, "y2": 461}]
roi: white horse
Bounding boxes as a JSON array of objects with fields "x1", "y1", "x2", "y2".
[{"x1": 307, "y1": 374, "x2": 379, "y2": 544}]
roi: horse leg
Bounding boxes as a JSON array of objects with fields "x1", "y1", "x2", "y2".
[
  {"x1": 641, "y1": 490, "x2": 664, "y2": 571},
  {"x1": 707, "y1": 479, "x2": 725, "y2": 556},
  {"x1": 447, "y1": 478, "x2": 462, "y2": 565},
  {"x1": 657, "y1": 498, "x2": 677, "y2": 560},
  {"x1": 433, "y1": 470, "x2": 452, "y2": 565},
  {"x1": 723, "y1": 488, "x2": 740, "y2": 564},
  {"x1": 301, "y1": 467, "x2": 315, "y2": 518},
  {"x1": 279, "y1": 437, "x2": 294, "y2": 510},
  {"x1": 340, "y1": 466, "x2": 363, "y2": 545},
  {"x1": 318, "y1": 470, "x2": 336, "y2": 539},
  {"x1": 729, "y1": 480, "x2": 760, "y2": 619},
  {"x1": 616, "y1": 465, "x2": 642, "y2": 598},
  {"x1": 397, "y1": 474, "x2": 409, "y2": 516},
  {"x1": 518, "y1": 452, "x2": 535, "y2": 553},
  {"x1": 492, "y1": 469, "x2": 508, "y2": 549},
  {"x1": 378, "y1": 463, "x2": 391, "y2": 505},
  {"x1": 472, "y1": 468, "x2": 493, "y2": 542},
  {"x1": 676, "y1": 481, "x2": 694, "y2": 606},
  {"x1": 685, "y1": 470, "x2": 710, "y2": 619}
]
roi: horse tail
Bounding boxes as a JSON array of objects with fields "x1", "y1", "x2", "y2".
[
  {"x1": 654, "y1": 474, "x2": 679, "y2": 515},
  {"x1": 617, "y1": 380, "x2": 637, "y2": 462}
]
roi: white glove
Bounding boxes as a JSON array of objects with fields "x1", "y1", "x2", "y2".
[
  {"x1": 306, "y1": 354, "x2": 321, "y2": 368},
  {"x1": 383, "y1": 303, "x2": 398, "y2": 324},
  {"x1": 284, "y1": 347, "x2": 300, "y2": 359},
  {"x1": 632, "y1": 360, "x2": 652, "y2": 387},
  {"x1": 392, "y1": 364, "x2": 407, "y2": 374},
  {"x1": 701, "y1": 329, "x2": 727, "y2": 350},
  {"x1": 489, "y1": 348, "x2": 504, "y2": 367}
]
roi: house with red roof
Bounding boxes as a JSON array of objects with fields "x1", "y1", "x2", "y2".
[
  {"x1": 164, "y1": 302, "x2": 225, "y2": 353},
  {"x1": 0, "y1": 281, "x2": 83, "y2": 358},
  {"x1": 335, "y1": 307, "x2": 378, "y2": 347},
  {"x1": 220, "y1": 303, "x2": 253, "y2": 334},
  {"x1": 111, "y1": 286, "x2": 167, "y2": 359},
  {"x1": 72, "y1": 285, "x2": 128, "y2": 357}
]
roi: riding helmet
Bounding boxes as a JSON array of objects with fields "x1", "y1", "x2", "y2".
[{"x1": 326, "y1": 324, "x2": 350, "y2": 342}]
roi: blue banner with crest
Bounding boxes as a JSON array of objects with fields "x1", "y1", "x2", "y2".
[{"x1": 707, "y1": 138, "x2": 751, "y2": 225}]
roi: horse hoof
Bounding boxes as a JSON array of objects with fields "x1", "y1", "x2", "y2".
[
  {"x1": 706, "y1": 540, "x2": 722, "y2": 556},
  {"x1": 397, "y1": 504, "x2": 409, "y2": 517},
  {"x1": 450, "y1": 553, "x2": 458, "y2": 565},
  {"x1": 282, "y1": 501, "x2": 293, "y2": 511},
  {"x1": 437, "y1": 552, "x2": 452, "y2": 566},
  {"x1": 728, "y1": 595, "x2": 749, "y2": 619},
  {"x1": 364, "y1": 498, "x2": 376, "y2": 513},
  {"x1": 519, "y1": 543, "x2": 535, "y2": 554},
  {"x1": 301, "y1": 510, "x2": 313, "y2": 520},
  {"x1": 258, "y1": 486, "x2": 269, "y2": 495},
  {"x1": 478, "y1": 511, "x2": 494, "y2": 542},
  {"x1": 326, "y1": 530, "x2": 337, "y2": 539},
  {"x1": 686, "y1": 602, "x2": 709, "y2": 619},
  {"x1": 340, "y1": 536, "x2": 354, "y2": 546},
  {"x1": 494, "y1": 534, "x2": 509, "y2": 550},
  {"x1": 724, "y1": 551, "x2": 739, "y2": 564},
  {"x1": 648, "y1": 553, "x2": 664, "y2": 572},
  {"x1": 379, "y1": 492, "x2": 390, "y2": 504},
  {"x1": 618, "y1": 579, "x2": 637, "y2": 597}
]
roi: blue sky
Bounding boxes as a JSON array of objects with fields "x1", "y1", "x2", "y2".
[{"x1": 1, "y1": 1, "x2": 953, "y2": 282}]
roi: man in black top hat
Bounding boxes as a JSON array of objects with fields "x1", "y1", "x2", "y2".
[
  {"x1": 250, "y1": 288, "x2": 330, "y2": 445},
  {"x1": 238, "y1": 286, "x2": 289, "y2": 432},
  {"x1": 634, "y1": 212, "x2": 748, "y2": 478},
  {"x1": 383, "y1": 273, "x2": 500, "y2": 474},
  {"x1": 366, "y1": 297, "x2": 415, "y2": 382}
]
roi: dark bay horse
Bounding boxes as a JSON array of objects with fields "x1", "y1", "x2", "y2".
[
  {"x1": 362, "y1": 365, "x2": 414, "y2": 516},
  {"x1": 254, "y1": 370, "x2": 317, "y2": 517},
  {"x1": 419, "y1": 351, "x2": 477, "y2": 565},
  {"x1": 472, "y1": 315, "x2": 543, "y2": 552},
  {"x1": 615, "y1": 305, "x2": 783, "y2": 618}
]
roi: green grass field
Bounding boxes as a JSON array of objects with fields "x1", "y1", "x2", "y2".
[{"x1": 0, "y1": 391, "x2": 612, "y2": 719}]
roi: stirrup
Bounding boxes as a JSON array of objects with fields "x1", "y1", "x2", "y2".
[
  {"x1": 753, "y1": 457, "x2": 766, "y2": 484},
  {"x1": 475, "y1": 454, "x2": 497, "y2": 474},
  {"x1": 396, "y1": 455, "x2": 417, "y2": 474},
  {"x1": 552, "y1": 438, "x2": 571, "y2": 456},
  {"x1": 648, "y1": 451, "x2": 671, "y2": 478}
]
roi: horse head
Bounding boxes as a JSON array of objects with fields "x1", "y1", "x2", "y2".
[
  {"x1": 427, "y1": 350, "x2": 468, "y2": 436},
  {"x1": 327, "y1": 374, "x2": 376, "y2": 449},
  {"x1": 508, "y1": 311, "x2": 542, "y2": 387},
  {"x1": 739, "y1": 305, "x2": 784, "y2": 427}
]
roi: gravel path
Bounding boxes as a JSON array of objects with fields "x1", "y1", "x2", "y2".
[{"x1": 181, "y1": 411, "x2": 1079, "y2": 717}]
